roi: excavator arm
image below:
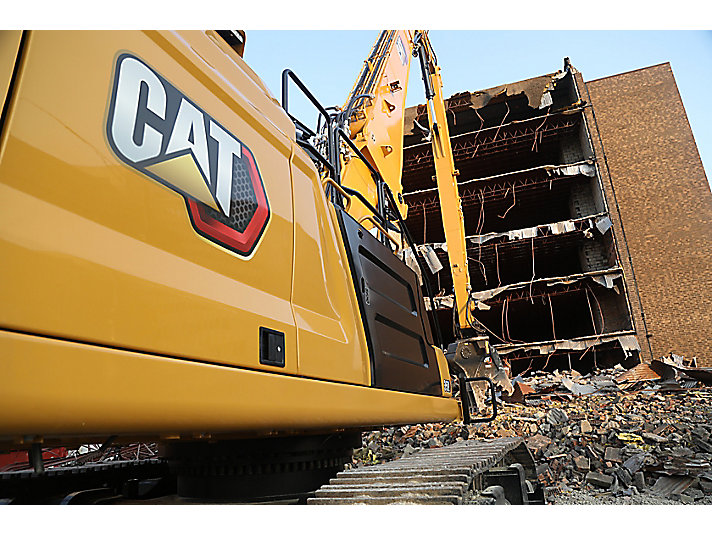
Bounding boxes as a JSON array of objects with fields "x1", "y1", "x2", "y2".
[
  {"x1": 338, "y1": 30, "x2": 414, "y2": 225},
  {"x1": 414, "y1": 33, "x2": 473, "y2": 336},
  {"x1": 338, "y1": 30, "x2": 473, "y2": 334}
]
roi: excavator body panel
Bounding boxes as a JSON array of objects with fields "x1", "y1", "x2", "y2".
[{"x1": 0, "y1": 30, "x2": 458, "y2": 449}]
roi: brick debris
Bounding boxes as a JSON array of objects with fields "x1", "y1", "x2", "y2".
[{"x1": 351, "y1": 361, "x2": 712, "y2": 504}]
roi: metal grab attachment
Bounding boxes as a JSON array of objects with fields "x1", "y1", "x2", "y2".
[
  {"x1": 321, "y1": 178, "x2": 351, "y2": 211},
  {"x1": 459, "y1": 374, "x2": 497, "y2": 425},
  {"x1": 357, "y1": 215, "x2": 401, "y2": 252}
]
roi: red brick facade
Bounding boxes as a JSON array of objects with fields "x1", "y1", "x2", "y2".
[{"x1": 582, "y1": 63, "x2": 712, "y2": 366}]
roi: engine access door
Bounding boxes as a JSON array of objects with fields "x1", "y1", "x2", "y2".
[{"x1": 337, "y1": 209, "x2": 442, "y2": 396}]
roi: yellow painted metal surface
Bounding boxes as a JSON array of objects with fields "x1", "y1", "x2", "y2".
[
  {"x1": 340, "y1": 30, "x2": 414, "y2": 225},
  {"x1": 290, "y1": 146, "x2": 371, "y2": 384},
  {"x1": 433, "y1": 346, "x2": 452, "y2": 398},
  {"x1": 0, "y1": 330, "x2": 459, "y2": 448},
  {"x1": 0, "y1": 31, "x2": 372, "y2": 385},
  {"x1": 0, "y1": 30, "x2": 459, "y2": 447},
  {"x1": 337, "y1": 31, "x2": 471, "y2": 333},
  {"x1": 425, "y1": 52, "x2": 471, "y2": 332}
]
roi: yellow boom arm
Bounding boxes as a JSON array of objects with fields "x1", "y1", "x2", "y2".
[
  {"x1": 339, "y1": 30, "x2": 414, "y2": 225},
  {"x1": 416, "y1": 33, "x2": 472, "y2": 334},
  {"x1": 339, "y1": 30, "x2": 472, "y2": 333}
]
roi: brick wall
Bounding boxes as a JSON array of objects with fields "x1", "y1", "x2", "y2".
[
  {"x1": 582, "y1": 63, "x2": 712, "y2": 366},
  {"x1": 573, "y1": 71, "x2": 650, "y2": 361}
]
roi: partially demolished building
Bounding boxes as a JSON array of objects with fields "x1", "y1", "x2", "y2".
[{"x1": 402, "y1": 61, "x2": 712, "y2": 373}]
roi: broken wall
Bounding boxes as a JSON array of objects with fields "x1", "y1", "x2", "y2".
[{"x1": 402, "y1": 67, "x2": 640, "y2": 375}]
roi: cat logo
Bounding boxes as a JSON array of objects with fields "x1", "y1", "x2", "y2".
[{"x1": 106, "y1": 53, "x2": 269, "y2": 257}]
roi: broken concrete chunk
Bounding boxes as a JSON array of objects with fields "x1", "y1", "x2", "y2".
[
  {"x1": 633, "y1": 471, "x2": 646, "y2": 490},
  {"x1": 642, "y1": 432, "x2": 668, "y2": 444},
  {"x1": 561, "y1": 377, "x2": 598, "y2": 396},
  {"x1": 586, "y1": 471, "x2": 615, "y2": 489},
  {"x1": 546, "y1": 407, "x2": 569, "y2": 426},
  {"x1": 545, "y1": 445, "x2": 563, "y2": 459},
  {"x1": 673, "y1": 422, "x2": 692, "y2": 433},
  {"x1": 401, "y1": 443, "x2": 416, "y2": 457},
  {"x1": 692, "y1": 437, "x2": 712, "y2": 454},
  {"x1": 669, "y1": 432, "x2": 682, "y2": 443},
  {"x1": 614, "y1": 466, "x2": 633, "y2": 487},
  {"x1": 604, "y1": 447, "x2": 624, "y2": 463},
  {"x1": 351, "y1": 363, "x2": 712, "y2": 503},
  {"x1": 526, "y1": 433, "x2": 553, "y2": 455},
  {"x1": 651, "y1": 475, "x2": 696, "y2": 497},
  {"x1": 574, "y1": 455, "x2": 590, "y2": 472},
  {"x1": 426, "y1": 437, "x2": 441, "y2": 448},
  {"x1": 671, "y1": 446, "x2": 695, "y2": 458},
  {"x1": 693, "y1": 426, "x2": 710, "y2": 441},
  {"x1": 699, "y1": 478, "x2": 712, "y2": 494},
  {"x1": 654, "y1": 423, "x2": 671, "y2": 435},
  {"x1": 683, "y1": 487, "x2": 705, "y2": 501},
  {"x1": 622, "y1": 453, "x2": 647, "y2": 474}
]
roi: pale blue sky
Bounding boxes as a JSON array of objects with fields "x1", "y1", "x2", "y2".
[{"x1": 244, "y1": 30, "x2": 711, "y2": 187}]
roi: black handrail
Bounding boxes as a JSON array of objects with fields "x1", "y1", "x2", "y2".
[
  {"x1": 295, "y1": 139, "x2": 335, "y2": 177},
  {"x1": 339, "y1": 185, "x2": 395, "y2": 232},
  {"x1": 334, "y1": 127, "x2": 391, "y2": 232},
  {"x1": 336, "y1": 128, "x2": 381, "y2": 183},
  {"x1": 282, "y1": 69, "x2": 332, "y2": 126},
  {"x1": 288, "y1": 112, "x2": 316, "y2": 140},
  {"x1": 282, "y1": 69, "x2": 340, "y2": 204}
]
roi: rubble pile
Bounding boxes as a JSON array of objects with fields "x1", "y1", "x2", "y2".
[{"x1": 351, "y1": 359, "x2": 712, "y2": 504}]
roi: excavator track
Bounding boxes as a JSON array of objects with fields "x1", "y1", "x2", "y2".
[
  {"x1": 0, "y1": 437, "x2": 541, "y2": 504},
  {"x1": 308, "y1": 436, "x2": 540, "y2": 505}
]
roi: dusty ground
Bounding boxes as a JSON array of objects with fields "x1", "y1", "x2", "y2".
[{"x1": 551, "y1": 488, "x2": 712, "y2": 505}]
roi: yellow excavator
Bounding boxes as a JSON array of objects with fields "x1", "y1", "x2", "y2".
[{"x1": 0, "y1": 30, "x2": 513, "y2": 502}]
